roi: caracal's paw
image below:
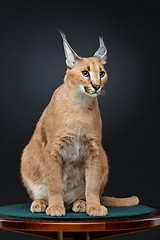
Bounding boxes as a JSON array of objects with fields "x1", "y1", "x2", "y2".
[
  {"x1": 46, "y1": 205, "x2": 66, "y2": 217},
  {"x1": 30, "y1": 200, "x2": 48, "y2": 213},
  {"x1": 87, "y1": 205, "x2": 108, "y2": 217},
  {"x1": 72, "y1": 200, "x2": 86, "y2": 213}
]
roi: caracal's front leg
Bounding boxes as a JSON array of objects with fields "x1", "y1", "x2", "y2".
[
  {"x1": 85, "y1": 145, "x2": 109, "y2": 216},
  {"x1": 45, "y1": 143, "x2": 65, "y2": 216}
]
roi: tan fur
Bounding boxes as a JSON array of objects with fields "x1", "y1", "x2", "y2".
[
  {"x1": 21, "y1": 51, "x2": 139, "y2": 217},
  {"x1": 72, "y1": 200, "x2": 86, "y2": 213}
]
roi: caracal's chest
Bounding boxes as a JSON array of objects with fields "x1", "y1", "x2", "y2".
[
  {"x1": 59, "y1": 136, "x2": 91, "y2": 205},
  {"x1": 61, "y1": 136, "x2": 88, "y2": 161}
]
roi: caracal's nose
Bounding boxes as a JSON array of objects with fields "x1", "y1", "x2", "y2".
[{"x1": 92, "y1": 84, "x2": 100, "y2": 91}]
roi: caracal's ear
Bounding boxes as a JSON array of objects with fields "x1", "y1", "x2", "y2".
[
  {"x1": 93, "y1": 36, "x2": 107, "y2": 65},
  {"x1": 59, "y1": 31, "x2": 82, "y2": 68}
]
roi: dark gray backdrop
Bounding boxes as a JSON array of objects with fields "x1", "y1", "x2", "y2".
[{"x1": 0, "y1": 0, "x2": 160, "y2": 239}]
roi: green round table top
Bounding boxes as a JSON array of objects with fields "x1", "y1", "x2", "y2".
[{"x1": 0, "y1": 203, "x2": 154, "y2": 219}]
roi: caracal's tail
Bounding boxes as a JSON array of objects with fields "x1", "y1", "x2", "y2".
[{"x1": 100, "y1": 196, "x2": 139, "y2": 207}]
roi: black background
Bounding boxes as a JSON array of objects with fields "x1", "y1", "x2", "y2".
[{"x1": 0, "y1": 0, "x2": 160, "y2": 239}]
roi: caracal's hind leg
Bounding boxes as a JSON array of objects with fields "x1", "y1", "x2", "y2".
[
  {"x1": 22, "y1": 177, "x2": 49, "y2": 213},
  {"x1": 30, "y1": 200, "x2": 48, "y2": 213},
  {"x1": 72, "y1": 200, "x2": 86, "y2": 213}
]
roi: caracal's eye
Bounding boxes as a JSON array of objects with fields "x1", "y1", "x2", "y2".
[
  {"x1": 82, "y1": 70, "x2": 89, "y2": 77},
  {"x1": 99, "y1": 71, "x2": 105, "y2": 78}
]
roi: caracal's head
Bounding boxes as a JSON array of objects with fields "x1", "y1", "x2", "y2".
[{"x1": 60, "y1": 32, "x2": 108, "y2": 98}]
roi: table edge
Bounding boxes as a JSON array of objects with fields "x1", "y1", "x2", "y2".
[{"x1": 0, "y1": 207, "x2": 160, "y2": 232}]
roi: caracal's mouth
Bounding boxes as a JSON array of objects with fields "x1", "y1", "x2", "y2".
[
  {"x1": 84, "y1": 86, "x2": 101, "y2": 97},
  {"x1": 79, "y1": 85, "x2": 102, "y2": 97},
  {"x1": 86, "y1": 92, "x2": 99, "y2": 97}
]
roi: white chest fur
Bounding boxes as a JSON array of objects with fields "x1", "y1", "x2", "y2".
[
  {"x1": 60, "y1": 137, "x2": 90, "y2": 206},
  {"x1": 61, "y1": 137, "x2": 84, "y2": 161}
]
